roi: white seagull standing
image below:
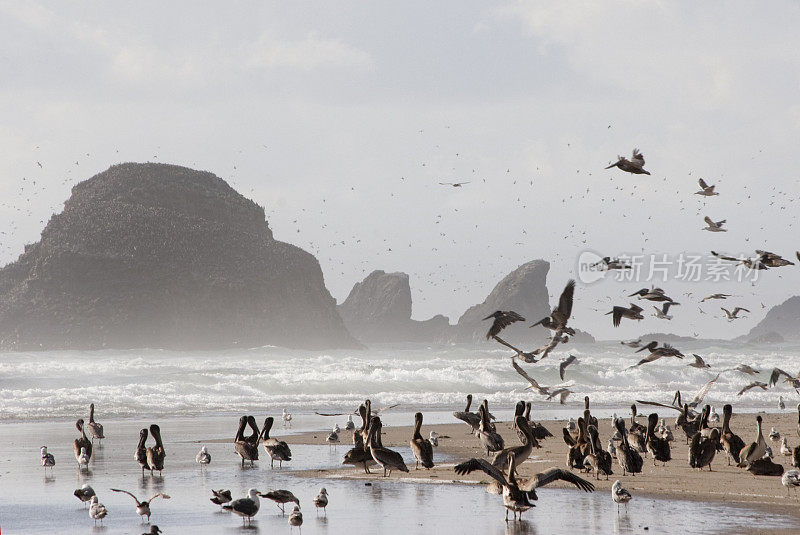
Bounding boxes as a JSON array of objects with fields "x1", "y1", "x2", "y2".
[
  {"x1": 41, "y1": 446, "x2": 55, "y2": 472},
  {"x1": 611, "y1": 480, "x2": 632, "y2": 513},
  {"x1": 89, "y1": 496, "x2": 108, "y2": 525},
  {"x1": 222, "y1": 488, "x2": 260, "y2": 526},
  {"x1": 196, "y1": 445, "x2": 211, "y2": 465}
]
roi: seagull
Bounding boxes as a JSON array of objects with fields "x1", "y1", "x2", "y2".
[
  {"x1": 74, "y1": 484, "x2": 95, "y2": 508},
  {"x1": 709, "y1": 406, "x2": 720, "y2": 424},
  {"x1": 326, "y1": 427, "x2": 340, "y2": 448},
  {"x1": 559, "y1": 355, "x2": 579, "y2": 381},
  {"x1": 223, "y1": 489, "x2": 261, "y2": 525},
  {"x1": 738, "y1": 381, "x2": 768, "y2": 396},
  {"x1": 288, "y1": 505, "x2": 303, "y2": 530},
  {"x1": 682, "y1": 354, "x2": 710, "y2": 370},
  {"x1": 282, "y1": 409, "x2": 292, "y2": 428},
  {"x1": 701, "y1": 293, "x2": 731, "y2": 302},
  {"x1": 721, "y1": 307, "x2": 750, "y2": 320},
  {"x1": 782, "y1": 437, "x2": 792, "y2": 456},
  {"x1": 783, "y1": 470, "x2": 800, "y2": 495},
  {"x1": 620, "y1": 338, "x2": 642, "y2": 348},
  {"x1": 313, "y1": 487, "x2": 328, "y2": 514},
  {"x1": 726, "y1": 364, "x2": 760, "y2": 376},
  {"x1": 345, "y1": 415, "x2": 355, "y2": 431},
  {"x1": 41, "y1": 446, "x2": 55, "y2": 472},
  {"x1": 89, "y1": 496, "x2": 108, "y2": 525},
  {"x1": 605, "y1": 148, "x2": 650, "y2": 175},
  {"x1": 606, "y1": 304, "x2": 644, "y2": 327},
  {"x1": 652, "y1": 301, "x2": 679, "y2": 320},
  {"x1": 702, "y1": 216, "x2": 727, "y2": 232},
  {"x1": 695, "y1": 178, "x2": 719, "y2": 196},
  {"x1": 110, "y1": 489, "x2": 170, "y2": 522},
  {"x1": 196, "y1": 446, "x2": 211, "y2": 465},
  {"x1": 142, "y1": 527, "x2": 162, "y2": 535},
  {"x1": 210, "y1": 489, "x2": 232, "y2": 506},
  {"x1": 611, "y1": 480, "x2": 632, "y2": 513},
  {"x1": 428, "y1": 431, "x2": 439, "y2": 447},
  {"x1": 77, "y1": 447, "x2": 90, "y2": 469},
  {"x1": 439, "y1": 181, "x2": 470, "y2": 187}
]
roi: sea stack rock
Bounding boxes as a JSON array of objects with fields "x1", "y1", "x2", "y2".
[
  {"x1": 338, "y1": 270, "x2": 450, "y2": 343},
  {"x1": 0, "y1": 163, "x2": 360, "y2": 351},
  {"x1": 746, "y1": 296, "x2": 800, "y2": 342}
]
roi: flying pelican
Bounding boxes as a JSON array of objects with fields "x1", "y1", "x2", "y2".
[
  {"x1": 260, "y1": 489, "x2": 300, "y2": 514},
  {"x1": 695, "y1": 178, "x2": 719, "y2": 196},
  {"x1": 592, "y1": 257, "x2": 632, "y2": 270},
  {"x1": 74, "y1": 484, "x2": 95, "y2": 508},
  {"x1": 611, "y1": 480, "x2": 632, "y2": 513},
  {"x1": 721, "y1": 307, "x2": 750, "y2": 320},
  {"x1": 688, "y1": 354, "x2": 711, "y2": 368},
  {"x1": 454, "y1": 453, "x2": 594, "y2": 522},
  {"x1": 701, "y1": 293, "x2": 732, "y2": 302},
  {"x1": 738, "y1": 381, "x2": 768, "y2": 396},
  {"x1": 606, "y1": 304, "x2": 644, "y2": 327},
  {"x1": 689, "y1": 428, "x2": 720, "y2": 470},
  {"x1": 726, "y1": 363, "x2": 760, "y2": 376},
  {"x1": 288, "y1": 505, "x2": 303, "y2": 530},
  {"x1": 196, "y1": 446, "x2": 211, "y2": 465},
  {"x1": 89, "y1": 496, "x2": 108, "y2": 525},
  {"x1": 530, "y1": 279, "x2": 576, "y2": 336},
  {"x1": 41, "y1": 446, "x2": 55, "y2": 472},
  {"x1": 605, "y1": 148, "x2": 650, "y2": 175},
  {"x1": 652, "y1": 301, "x2": 679, "y2": 320},
  {"x1": 483, "y1": 310, "x2": 525, "y2": 339},
  {"x1": 769, "y1": 368, "x2": 800, "y2": 390},
  {"x1": 711, "y1": 251, "x2": 768, "y2": 270},
  {"x1": 559, "y1": 354, "x2": 578, "y2": 380},
  {"x1": 756, "y1": 250, "x2": 795, "y2": 267},
  {"x1": 86, "y1": 403, "x2": 104, "y2": 443},
  {"x1": 629, "y1": 287, "x2": 675, "y2": 302},
  {"x1": 223, "y1": 489, "x2": 261, "y2": 525},
  {"x1": 702, "y1": 216, "x2": 727, "y2": 232},
  {"x1": 146, "y1": 424, "x2": 165, "y2": 476},
  {"x1": 313, "y1": 488, "x2": 328, "y2": 514},
  {"x1": 260, "y1": 417, "x2": 292, "y2": 468},
  {"x1": 410, "y1": 412, "x2": 434, "y2": 469},
  {"x1": 629, "y1": 341, "x2": 685, "y2": 368},
  {"x1": 110, "y1": 489, "x2": 170, "y2": 522}
]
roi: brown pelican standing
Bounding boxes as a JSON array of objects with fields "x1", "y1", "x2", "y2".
[
  {"x1": 702, "y1": 216, "x2": 727, "y2": 232},
  {"x1": 606, "y1": 303, "x2": 644, "y2": 327},
  {"x1": 223, "y1": 488, "x2": 261, "y2": 525},
  {"x1": 260, "y1": 417, "x2": 292, "y2": 468},
  {"x1": 87, "y1": 403, "x2": 104, "y2": 443},
  {"x1": 135, "y1": 428, "x2": 150, "y2": 476},
  {"x1": 146, "y1": 424, "x2": 165, "y2": 476},
  {"x1": 605, "y1": 148, "x2": 650, "y2": 175},
  {"x1": 476, "y1": 404, "x2": 505, "y2": 455},
  {"x1": 695, "y1": 178, "x2": 719, "y2": 196},
  {"x1": 585, "y1": 425, "x2": 613, "y2": 479},
  {"x1": 73, "y1": 419, "x2": 92, "y2": 467},
  {"x1": 721, "y1": 404, "x2": 745, "y2": 465},
  {"x1": 410, "y1": 412, "x2": 434, "y2": 469},
  {"x1": 110, "y1": 488, "x2": 170, "y2": 522},
  {"x1": 343, "y1": 405, "x2": 377, "y2": 473},
  {"x1": 453, "y1": 394, "x2": 480, "y2": 433},
  {"x1": 592, "y1": 257, "x2": 632, "y2": 270},
  {"x1": 739, "y1": 415, "x2": 767, "y2": 467},
  {"x1": 614, "y1": 417, "x2": 642, "y2": 476},
  {"x1": 234, "y1": 416, "x2": 259, "y2": 467},
  {"x1": 439, "y1": 181, "x2": 470, "y2": 187},
  {"x1": 524, "y1": 402, "x2": 553, "y2": 440},
  {"x1": 454, "y1": 453, "x2": 594, "y2": 522},
  {"x1": 645, "y1": 413, "x2": 671, "y2": 465},
  {"x1": 367, "y1": 416, "x2": 409, "y2": 476}
]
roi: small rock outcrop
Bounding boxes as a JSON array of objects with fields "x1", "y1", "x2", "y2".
[
  {"x1": 746, "y1": 296, "x2": 800, "y2": 341},
  {"x1": 338, "y1": 270, "x2": 449, "y2": 343},
  {"x1": 0, "y1": 163, "x2": 360, "y2": 351}
]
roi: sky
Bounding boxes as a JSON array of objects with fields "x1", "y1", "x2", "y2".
[{"x1": 1, "y1": 1, "x2": 799, "y2": 340}]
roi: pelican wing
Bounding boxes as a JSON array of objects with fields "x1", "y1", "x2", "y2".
[
  {"x1": 738, "y1": 382, "x2": 767, "y2": 396},
  {"x1": 562, "y1": 428, "x2": 577, "y2": 447},
  {"x1": 559, "y1": 355, "x2": 577, "y2": 381},
  {"x1": 111, "y1": 488, "x2": 141, "y2": 506},
  {"x1": 453, "y1": 458, "x2": 508, "y2": 487},
  {"x1": 521, "y1": 467, "x2": 595, "y2": 492},
  {"x1": 512, "y1": 359, "x2": 549, "y2": 396},
  {"x1": 630, "y1": 149, "x2": 645, "y2": 167},
  {"x1": 634, "y1": 400, "x2": 683, "y2": 412},
  {"x1": 769, "y1": 368, "x2": 793, "y2": 387},
  {"x1": 688, "y1": 374, "x2": 720, "y2": 407},
  {"x1": 711, "y1": 251, "x2": 739, "y2": 262},
  {"x1": 557, "y1": 279, "x2": 576, "y2": 321}
]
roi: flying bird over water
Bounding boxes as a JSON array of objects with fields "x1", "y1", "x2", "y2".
[
  {"x1": 755, "y1": 250, "x2": 795, "y2": 267},
  {"x1": 620, "y1": 338, "x2": 642, "y2": 348},
  {"x1": 606, "y1": 303, "x2": 644, "y2": 327},
  {"x1": 560, "y1": 355, "x2": 578, "y2": 381},
  {"x1": 688, "y1": 354, "x2": 711, "y2": 369},
  {"x1": 484, "y1": 311, "x2": 525, "y2": 339},
  {"x1": 769, "y1": 368, "x2": 800, "y2": 390},
  {"x1": 629, "y1": 341, "x2": 685, "y2": 368},
  {"x1": 702, "y1": 216, "x2": 727, "y2": 232},
  {"x1": 695, "y1": 178, "x2": 719, "y2": 196},
  {"x1": 512, "y1": 359, "x2": 550, "y2": 397},
  {"x1": 738, "y1": 381, "x2": 769, "y2": 396},
  {"x1": 721, "y1": 307, "x2": 750, "y2": 320},
  {"x1": 725, "y1": 364, "x2": 760, "y2": 376},
  {"x1": 652, "y1": 301, "x2": 679, "y2": 320},
  {"x1": 605, "y1": 148, "x2": 650, "y2": 175},
  {"x1": 531, "y1": 279, "x2": 576, "y2": 336}
]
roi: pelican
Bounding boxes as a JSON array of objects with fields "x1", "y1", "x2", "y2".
[
  {"x1": 260, "y1": 416, "x2": 292, "y2": 468},
  {"x1": 739, "y1": 415, "x2": 767, "y2": 467},
  {"x1": 288, "y1": 505, "x2": 303, "y2": 530},
  {"x1": 695, "y1": 178, "x2": 718, "y2": 196},
  {"x1": 652, "y1": 301, "x2": 679, "y2": 320},
  {"x1": 87, "y1": 403, "x2": 104, "y2": 443},
  {"x1": 727, "y1": 363, "x2": 760, "y2": 375},
  {"x1": 110, "y1": 488, "x2": 170, "y2": 522},
  {"x1": 783, "y1": 470, "x2": 800, "y2": 495},
  {"x1": 74, "y1": 484, "x2": 95, "y2": 508},
  {"x1": 483, "y1": 310, "x2": 525, "y2": 339},
  {"x1": 530, "y1": 279, "x2": 576, "y2": 337},
  {"x1": 629, "y1": 341, "x2": 684, "y2": 368},
  {"x1": 210, "y1": 489, "x2": 232, "y2": 506},
  {"x1": 627, "y1": 405, "x2": 647, "y2": 454},
  {"x1": 367, "y1": 416, "x2": 409, "y2": 476},
  {"x1": 260, "y1": 489, "x2": 299, "y2": 514},
  {"x1": 721, "y1": 307, "x2": 750, "y2": 320},
  {"x1": 410, "y1": 412, "x2": 434, "y2": 469},
  {"x1": 524, "y1": 402, "x2": 553, "y2": 440},
  {"x1": 585, "y1": 425, "x2": 613, "y2": 480},
  {"x1": 606, "y1": 303, "x2": 644, "y2": 327},
  {"x1": 89, "y1": 496, "x2": 108, "y2": 525},
  {"x1": 620, "y1": 338, "x2": 642, "y2": 348},
  {"x1": 41, "y1": 446, "x2": 55, "y2": 472},
  {"x1": 738, "y1": 381, "x2": 768, "y2": 396},
  {"x1": 614, "y1": 418, "x2": 643, "y2": 476},
  {"x1": 146, "y1": 424, "x2": 165, "y2": 476},
  {"x1": 611, "y1": 480, "x2": 632, "y2": 513},
  {"x1": 711, "y1": 251, "x2": 768, "y2": 270},
  {"x1": 454, "y1": 453, "x2": 594, "y2": 521},
  {"x1": 313, "y1": 488, "x2": 328, "y2": 514},
  {"x1": 223, "y1": 488, "x2": 260, "y2": 525},
  {"x1": 721, "y1": 405, "x2": 745, "y2": 465},
  {"x1": 493, "y1": 416, "x2": 535, "y2": 472},
  {"x1": 453, "y1": 394, "x2": 481, "y2": 433},
  {"x1": 135, "y1": 428, "x2": 150, "y2": 476},
  {"x1": 689, "y1": 428, "x2": 720, "y2": 470},
  {"x1": 282, "y1": 409, "x2": 292, "y2": 428},
  {"x1": 645, "y1": 413, "x2": 671, "y2": 465},
  {"x1": 142, "y1": 527, "x2": 162, "y2": 535},
  {"x1": 701, "y1": 293, "x2": 732, "y2": 302},
  {"x1": 769, "y1": 368, "x2": 800, "y2": 390},
  {"x1": 73, "y1": 419, "x2": 92, "y2": 466},
  {"x1": 234, "y1": 416, "x2": 259, "y2": 467},
  {"x1": 605, "y1": 148, "x2": 650, "y2": 175},
  {"x1": 592, "y1": 257, "x2": 632, "y2": 270},
  {"x1": 476, "y1": 404, "x2": 505, "y2": 455},
  {"x1": 196, "y1": 446, "x2": 211, "y2": 465},
  {"x1": 702, "y1": 216, "x2": 727, "y2": 232},
  {"x1": 747, "y1": 455, "x2": 784, "y2": 476},
  {"x1": 629, "y1": 287, "x2": 675, "y2": 302}
]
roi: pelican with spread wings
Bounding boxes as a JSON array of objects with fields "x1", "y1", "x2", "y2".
[{"x1": 605, "y1": 148, "x2": 650, "y2": 175}]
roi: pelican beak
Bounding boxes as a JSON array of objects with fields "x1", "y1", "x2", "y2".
[{"x1": 604, "y1": 163, "x2": 616, "y2": 169}]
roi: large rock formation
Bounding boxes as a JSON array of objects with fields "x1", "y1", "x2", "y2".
[
  {"x1": 451, "y1": 260, "x2": 594, "y2": 344},
  {"x1": 745, "y1": 296, "x2": 800, "y2": 342},
  {"x1": 338, "y1": 270, "x2": 450, "y2": 343},
  {"x1": 0, "y1": 163, "x2": 360, "y2": 351}
]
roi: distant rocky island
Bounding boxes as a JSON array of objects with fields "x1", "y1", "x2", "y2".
[
  {"x1": 744, "y1": 296, "x2": 800, "y2": 342},
  {"x1": 0, "y1": 163, "x2": 359, "y2": 351}
]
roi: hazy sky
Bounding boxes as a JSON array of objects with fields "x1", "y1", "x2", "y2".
[{"x1": 2, "y1": 1, "x2": 799, "y2": 340}]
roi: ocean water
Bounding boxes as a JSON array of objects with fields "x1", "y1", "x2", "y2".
[{"x1": 0, "y1": 342, "x2": 797, "y2": 422}]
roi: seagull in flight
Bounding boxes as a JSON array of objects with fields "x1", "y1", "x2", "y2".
[
  {"x1": 439, "y1": 181, "x2": 470, "y2": 187},
  {"x1": 695, "y1": 178, "x2": 718, "y2": 196}
]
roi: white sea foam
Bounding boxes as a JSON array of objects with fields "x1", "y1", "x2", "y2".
[{"x1": 1, "y1": 342, "x2": 798, "y2": 420}]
